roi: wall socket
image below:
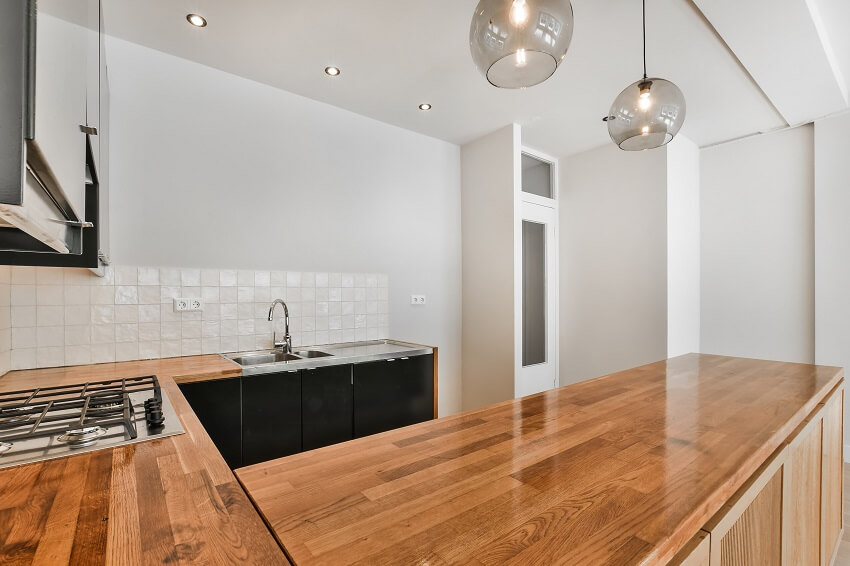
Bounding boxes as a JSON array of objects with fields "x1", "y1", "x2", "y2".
[
  {"x1": 410, "y1": 294, "x2": 426, "y2": 305},
  {"x1": 173, "y1": 297, "x2": 203, "y2": 312}
]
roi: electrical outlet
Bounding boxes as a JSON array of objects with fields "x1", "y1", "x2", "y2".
[
  {"x1": 411, "y1": 294, "x2": 426, "y2": 305},
  {"x1": 173, "y1": 298, "x2": 203, "y2": 311}
]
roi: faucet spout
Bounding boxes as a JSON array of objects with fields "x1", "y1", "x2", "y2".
[{"x1": 268, "y1": 299, "x2": 292, "y2": 353}]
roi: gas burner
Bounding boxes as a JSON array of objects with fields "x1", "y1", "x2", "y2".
[
  {"x1": 57, "y1": 426, "x2": 107, "y2": 447},
  {"x1": 88, "y1": 391, "x2": 124, "y2": 409},
  {"x1": 0, "y1": 442, "x2": 11, "y2": 454},
  {"x1": 0, "y1": 406, "x2": 33, "y2": 425}
]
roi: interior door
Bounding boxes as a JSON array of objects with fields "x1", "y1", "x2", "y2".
[{"x1": 518, "y1": 200, "x2": 557, "y2": 397}]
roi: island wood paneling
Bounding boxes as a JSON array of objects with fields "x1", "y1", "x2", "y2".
[
  {"x1": 0, "y1": 356, "x2": 289, "y2": 565},
  {"x1": 236, "y1": 353, "x2": 844, "y2": 566},
  {"x1": 821, "y1": 388, "x2": 844, "y2": 565},
  {"x1": 783, "y1": 413, "x2": 824, "y2": 566}
]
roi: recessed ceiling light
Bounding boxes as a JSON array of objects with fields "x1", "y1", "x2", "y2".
[
  {"x1": 418, "y1": 103, "x2": 432, "y2": 111},
  {"x1": 324, "y1": 66, "x2": 341, "y2": 77},
  {"x1": 186, "y1": 13, "x2": 207, "y2": 27}
]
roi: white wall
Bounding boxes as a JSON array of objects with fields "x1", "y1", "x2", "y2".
[
  {"x1": 559, "y1": 143, "x2": 668, "y2": 386},
  {"x1": 667, "y1": 136, "x2": 701, "y2": 357},
  {"x1": 106, "y1": 38, "x2": 462, "y2": 415},
  {"x1": 460, "y1": 125, "x2": 518, "y2": 410},
  {"x1": 700, "y1": 126, "x2": 815, "y2": 363},
  {"x1": 814, "y1": 112, "x2": 850, "y2": 457}
]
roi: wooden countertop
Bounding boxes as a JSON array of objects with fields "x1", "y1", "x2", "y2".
[
  {"x1": 236, "y1": 353, "x2": 844, "y2": 566},
  {"x1": 0, "y1": 355, "x2": 289, "y2": 565}
]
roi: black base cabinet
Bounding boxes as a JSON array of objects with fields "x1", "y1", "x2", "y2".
[
  {"x1": 302, "y1": 365, "x2": 353, "y2": 451},
  {"x1": 177, "y1": 377, "x2": 242, "y2": 468},
  {"x1": 242, "y1": 370, "x2": 302, "y2": 467},
  {"x1": 353, "y1": 354, "x2": 435, "y2": 438},
  {"x1": 178, "y1": 352, "x2": 435, "y2": 468}
]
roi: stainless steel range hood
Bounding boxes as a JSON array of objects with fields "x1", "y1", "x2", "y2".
[{"x1": 0, "y1": 0, "x2": 89, "y2": 255}]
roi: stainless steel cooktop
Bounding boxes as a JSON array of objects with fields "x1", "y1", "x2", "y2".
[{"x1": 0, "y1": 375, "x2": 184, "y2": 470}]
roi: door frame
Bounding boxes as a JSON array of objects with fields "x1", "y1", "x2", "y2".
[{"x1": 514, "y1": 146, "x2": 559, "y2": 398}]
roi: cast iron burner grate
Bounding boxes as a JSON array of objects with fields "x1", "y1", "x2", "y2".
[{"x1": 0, "y1": 375, "x2": 163, "y2": 449}]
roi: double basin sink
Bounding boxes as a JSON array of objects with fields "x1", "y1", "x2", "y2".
[
  {"x1": 221, "y1": 340, "x2": 435, "y2": 376},
  {"x1": 228, "y1": 349, "x2": 333, "y2": 366}
]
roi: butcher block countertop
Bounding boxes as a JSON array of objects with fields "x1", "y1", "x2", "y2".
[
  {"x1": 236, "y1": 353, "x2": 844, "y2": 566},
  {"x1": 0, "y1": 355, "x2": 289, "y2": 565}
]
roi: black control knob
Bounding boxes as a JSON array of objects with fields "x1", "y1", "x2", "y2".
[{"x1": 144, "y1": 398, "x2": 165, "y2": 428}]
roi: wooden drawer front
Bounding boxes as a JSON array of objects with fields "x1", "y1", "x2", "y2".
[
  {"x1": 783, "y1": 416, "x2": 823, "y2": 566},
  {"x1": 821, "y1": 388, "x2": 844, "y2": 566}
]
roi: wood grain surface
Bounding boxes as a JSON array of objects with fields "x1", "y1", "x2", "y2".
[
  {"x1": 0, "y1": 355, "x2": 289, "y2": 565},
  {"x1": 236, "y1": 353, "x2": 844, "y2": 566}
]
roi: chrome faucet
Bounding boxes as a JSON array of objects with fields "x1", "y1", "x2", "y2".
[{"x1": 268, "y1": 299, "x2": 292, "y2": 353}]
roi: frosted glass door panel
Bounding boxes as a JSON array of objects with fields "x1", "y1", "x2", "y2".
[
  {"x1": 521, "y1": 154, "x2": 552, "y2": 199},
  {"x1": 522, "y1": 220, "x2": 546, "y2": 366}
]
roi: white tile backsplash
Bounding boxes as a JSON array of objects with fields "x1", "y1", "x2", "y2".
[{"x1": 2, "y1": 265, "x2": 388, "y2": 372}]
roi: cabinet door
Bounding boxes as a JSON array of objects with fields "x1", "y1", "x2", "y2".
[
  {"x1": 85, "y1": 0, "x2": 100, "y2": 173},
  {"x1": 783, "y1": 416, "x2": 822, "y2": 566},
  {"x1": 302, "y1": 365, "x2": 353, "y2": 451},
  {"x1": 30, "y1": 0, "x2": 89, "y2": 221},
  {"x1": 178, "y1": 377, "x2": 241, "y2": 468},
  {"x1": 242, "y1": 371, "x2": 301, "y2": 467},
  {"x1": 353, "y1": 354, "x2": 434, "y2": 438},
  {"x1": 821, "y1": 387, "x2": 844, "y2": 566},
  {"x1": 706, "y1": 450, "x2": 785, "y2": 566}
]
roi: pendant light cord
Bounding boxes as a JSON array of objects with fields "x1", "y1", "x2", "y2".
[{"x1": 642, "y1": 0, "x2": 647, "y2": 79}]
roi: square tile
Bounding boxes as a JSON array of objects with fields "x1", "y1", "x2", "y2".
[
  {"x1": 139, "y1": 322, "x2": 161, "y2": 341},
  {"x1": 11, "y1": 267, "x2": 36, "y2": 285},
  {"x1": 254, "y1": 271, "x2": 270, "y2": 286},
  {"x1": 286, "y1": 272, "x2": 302, "y2": 287},
  {"x1": 11, "y1": 285, "x2": 36, "y2": 306},
  {"x1": 238, "y1": 270, "x2": 254, "y2": 286},
  {"x1": 116, "y1": 342, "x2": 139, "y2": 362},
  {"x1": 36, "y1": 306, "x2": 63, "y2": 327},
  {"x1": 115, "y1": 286, "x2": 139, "y2": 305},
  {"x1": 139, "y1": 304, "x2": 160, "y2": 323},
  {"x1": 90, "y1": 286, "x2": 115, "y2": 305},
  {"x1": 138, "y1": 286, "x2": 160, "y2": 305},
  {"x1": 12, "y1": 327, "x2": 36, "y2": 349},
  {"x1": 220, "y1": 270, "x2": 237, "y2": 287},
  {"x1": 64, "y1": 286, "x2": 90, "y2": 305},
  {"x1": 138, "y1": 267, "x2": 160, "y2": 285},
  {"x1": 139, "y1": 341, "x2": 161, "y2": 359},
  {"x1": 201, "y1": 269, "x2": 219, "y2": 286},
  {"x1": 91, "y1": 305, "x2": 114, "y2": 324},
  {"x1": 160, "y1": 268, "x2": 181, "y2": 286},
  {"x1": 64, "y1": 326, "x2": 91, "y2": 346},
  {"x1": 64, "y1": 305, "x2": 90, "y2": 325},
  {"x1": 181, "y1": 269, "x2": 201, "y2": 287},
  {"x1": 115, "y1": 305, "x2": 139, "y2": 323},
  {"x1": 115, "y1": 266, "x2": 138, "y2": 286}
]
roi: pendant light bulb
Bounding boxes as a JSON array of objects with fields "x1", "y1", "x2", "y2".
[
  {"x1": 470, "y1": 0, "x2": 574, "y2": 89},
  {"x1": 604, "y1": 1, "x2": 686, "y2": 150},
  {"x1": 510, "y1": 0, "x2": 530, "y2": 26}
]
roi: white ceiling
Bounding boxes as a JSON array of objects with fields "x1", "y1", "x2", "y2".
[{"x1": 101, "y1": 0, "x2": 847, "y2": 157}]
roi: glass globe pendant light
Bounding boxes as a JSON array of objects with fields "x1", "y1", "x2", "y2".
[
  {"x1": 604, "y1": 0, "x2": 686, "y2": 150},
  {"x1": 470, "y1": 0, "x2": 575, "y2": 89}
]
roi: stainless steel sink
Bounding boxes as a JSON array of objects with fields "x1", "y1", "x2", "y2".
[
  {"x1": 293, "y1": 350, "x2": 333, "y2": 359},
  {"x1": 229, "y1": 352, "x2": 302, "y2": 366}
]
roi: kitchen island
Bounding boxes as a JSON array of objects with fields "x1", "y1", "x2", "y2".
[{"x1": 236, "y1": 354, "x2": 844, "y2": 565}]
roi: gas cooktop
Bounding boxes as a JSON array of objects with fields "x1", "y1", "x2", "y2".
[{"x1": 0, "y1": 375, "x2": 184, "y2": 470}]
